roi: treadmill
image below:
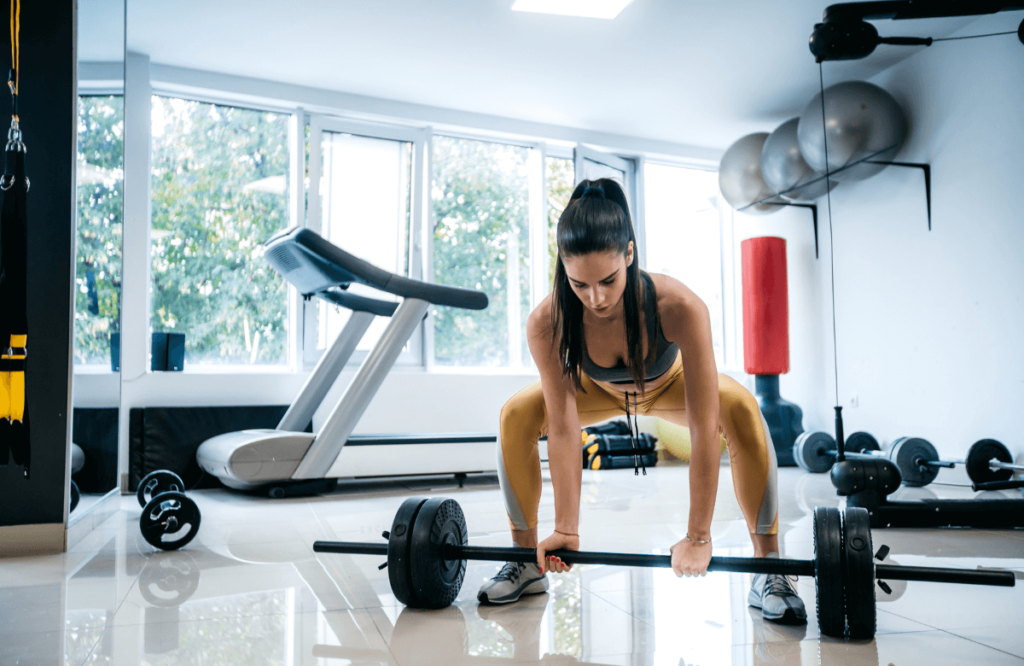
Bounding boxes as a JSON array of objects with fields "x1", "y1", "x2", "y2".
[{"x1": 196, "y1": 227, "x2": 496, "y2": 495}]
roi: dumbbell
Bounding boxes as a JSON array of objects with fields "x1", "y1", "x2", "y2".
[
  {"x1": 312, "y1": 497, "x2": 1015, "y2": 640},
  {"x1": 136, "y1": 470, "x2": 202, "y2": 551},
  {"x1": 793, "y1": 430, "x2": 881, "y2": 473}
]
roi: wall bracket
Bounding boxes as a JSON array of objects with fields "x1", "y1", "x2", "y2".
[{"x1": 865, "y1": 161, "x2": 932, "y2": 230}]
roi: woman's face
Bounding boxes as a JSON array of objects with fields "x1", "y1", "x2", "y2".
[{"x1": 562, "y1": 242, "x2": 634, "y2": 319}]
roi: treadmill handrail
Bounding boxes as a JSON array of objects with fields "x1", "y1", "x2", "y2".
[
  {"x1": 265, "y1": 227, "x2": 489, "y2": 311},
  {"x1": 319, "y1": 288, "x2": 399, "y2": 317}
]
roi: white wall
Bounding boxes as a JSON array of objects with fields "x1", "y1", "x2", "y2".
[{"x1": 801, "y1": 14, "x2": 1024, "y2": 460}]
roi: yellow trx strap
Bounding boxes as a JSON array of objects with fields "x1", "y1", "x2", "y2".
[{"x1": 8, "y1": 0, "x2": 18, "y2": 107}]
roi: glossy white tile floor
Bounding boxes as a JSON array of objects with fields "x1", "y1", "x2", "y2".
[{"x1": 2, "y1": 464, "x2": 1022, "y2": 665}]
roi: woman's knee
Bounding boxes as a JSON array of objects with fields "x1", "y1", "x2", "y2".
[
  {"x1": 719, "y1": 382, "x2": 765, "y2": 445},
  {"x1": 499, "y1": 387, "x2": 546, "y2": 453}
]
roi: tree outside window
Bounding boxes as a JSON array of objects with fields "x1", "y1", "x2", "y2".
[
  {"x1": 432, "y1": 136, "x2": 533, "y2": 368},
  {"x1": 75, "y1": 95, "x2": 123, "y2": 367},
  {"x1": 150, "y1": 97, "x2": 290, "y2": 366}
]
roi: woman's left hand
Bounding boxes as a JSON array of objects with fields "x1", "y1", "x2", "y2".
[{"x1": 670, "y1": 537, "x2": 713, "y2": 577}]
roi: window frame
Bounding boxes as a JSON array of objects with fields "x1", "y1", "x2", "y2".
[
  {"x1": 74, "y1": 92, "x2": 126, "y2": 372},
  {"x1": 642, "y1": 158, "x2": 737, "y2": 371},
  {"x1": 113, "y1": 66, "x2": 731, "y2": 379},
  {"x1": 146, "y1": 92, "x2": 299, "y2": 371},
  {"x1": 304, "y1": 115, "x2": 429, "y2": 369}
]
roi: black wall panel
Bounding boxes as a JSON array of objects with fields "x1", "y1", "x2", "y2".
[{"x1": 0, "y1": 0, "x2": 75, "y2": 526}]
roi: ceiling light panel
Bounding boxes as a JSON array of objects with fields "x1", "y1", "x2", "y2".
[{"x1": 511, "y1": 0, "x2": 633, "y2": 20}]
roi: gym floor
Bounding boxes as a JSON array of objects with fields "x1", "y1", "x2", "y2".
[{"x1": 2, "y1": 464, "x2": 1022, "y2": 665}]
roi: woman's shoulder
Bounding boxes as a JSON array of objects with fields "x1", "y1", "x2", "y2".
[
  {"x1": 527, "y1": 293, "x2": 555, "y2": 337},
  {"x1": 647, "y1": 272, "x2": 707, "y2": 322}
]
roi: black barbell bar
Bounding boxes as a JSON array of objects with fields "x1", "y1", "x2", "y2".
[{"x1": 311, "y1": 541, "x2": 1013, "y2": 588}]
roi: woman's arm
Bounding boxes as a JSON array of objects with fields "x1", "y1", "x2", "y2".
[
  {"x1": 527, "y1": 299, "x2": 582, "y2": 534},
  {"x1": 527, "y1": 297, "x2": 582, "y2": 571},
  {"x1": 656, "y1": 275, "x2": 721, "y2": 574}
]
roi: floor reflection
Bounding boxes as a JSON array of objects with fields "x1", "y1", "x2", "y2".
[{"x1": 2, "y1": 467, "x2": 1023, "y2": 665}]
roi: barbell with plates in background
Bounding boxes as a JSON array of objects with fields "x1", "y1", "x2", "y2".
[
  {"x1": 311, "y1": 497, "x2": 1015, "y2": 639},
  {"x1": 795, "y1": 432, "x2": 1024, "y2": 491}
]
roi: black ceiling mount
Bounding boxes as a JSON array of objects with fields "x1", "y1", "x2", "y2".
[{"x1": 809, "y1": 1, "x2": 1024, "y2": 62}]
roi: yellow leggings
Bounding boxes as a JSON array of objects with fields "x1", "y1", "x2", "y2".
[{"x1": 496, "y1": 351, "x2": 779, "y2": 535}]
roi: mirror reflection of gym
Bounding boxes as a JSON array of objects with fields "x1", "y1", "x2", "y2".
[{"x1": 71, "y1": 0, "x2": 125, "y2": 520}]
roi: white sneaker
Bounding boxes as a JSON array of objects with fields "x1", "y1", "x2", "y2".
[
  {"x1": 748, "y1": 572, "x2": 808, "y2": 624},
  {"x1": 477, "y1": 561, "x2": 549, "y2": 604}
]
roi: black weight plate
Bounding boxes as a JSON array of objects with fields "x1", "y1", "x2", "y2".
[
  {"x1": 813, "y1": 506, "x2": 845, "y2": 637},
  {"x1": 137, "y1": 470, "x2": 186, "y2": 508},
  {"x1": 409, "y1": 497, "x2": 468, "y2": 609},
  {"x1": 70, "y1": 480, "x2": 80, "y2": 513},
  {"x1": 884, "y1": 437, "x2": 908, "y2": 455},
  {"x1": 965, "y1": 439, "x2": 1013, "y2": 485},
  {"x1": 889, "y1": 438, "x2": 940, "y2": 487},
  {"x1": 388, "y1": 497, "x2": 428, "y2": 607},
  {"x1": 139, "y1": 553, "x2": 201, "y2": 607},
  {"x1": 842, "y1": 507, "x2": 876, "y2": 639},
  {"x1": 140, "y1": 492, "x2": 202, "y2": 551},
  {"x1": 845, "y1": 432, "x2": 880, "y2": 454},
  {"x1": 795, "y1": 431, "x2": 837, "y2": 473}
]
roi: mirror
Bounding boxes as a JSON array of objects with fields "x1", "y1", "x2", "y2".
[{"x1": 71, "y1": 0, "x2": 125, "y2": 522}]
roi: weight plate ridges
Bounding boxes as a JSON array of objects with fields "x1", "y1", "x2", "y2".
[
  {"x1": 409, "y1": 497, "x2": 468, "y2": 609},
  {"x1": 388, "y1": 497, "x2": 428, "y2": 607},
  {"x1": 843, "y1": 507, "x2": 876, "y2": 639},
  {"x1": 813, "y1": 506, "x2": 845, "y2": 637}
]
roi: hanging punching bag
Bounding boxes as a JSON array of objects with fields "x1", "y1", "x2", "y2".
[
  {"x1": 0, "y1": 0, "x2": 30, "y2": 477},
  {"x1": 741, "y1": 236, "x2": 803, "y2": 466}
]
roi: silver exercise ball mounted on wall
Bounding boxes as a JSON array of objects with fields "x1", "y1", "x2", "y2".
[
  {"x1": 718, "y1": 133, "x2": 781, "y2": 214},
  {"x1": 761, "y1": 117, "x2": 837, "y2": 202},
  {"x1": 797, "y1": 80, "x2": 908, "y2": 183}
]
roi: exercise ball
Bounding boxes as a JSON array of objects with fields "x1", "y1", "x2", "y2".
[
  {"x1": 797, "y1": 81, "x2": 907, "y2": 182},
  {"x1": 761, "y1": 118, "x2": 836, "y2": 201},
  {"x1": 718, "y1": 133, "x2": 781, "y2": 215}
]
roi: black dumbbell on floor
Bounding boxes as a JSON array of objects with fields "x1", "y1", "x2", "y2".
[
  {"x1": 794, "y1": 430, "x2": 881, "y2": 473},
  {"x1": 136, "y1": 470, "x2": 202, "y2": 551}
]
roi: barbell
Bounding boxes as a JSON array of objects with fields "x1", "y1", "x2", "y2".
[
  {"x1": 311, "y1": 497, "x2": 1015, "y2": 639},
  {"x1": 796, "y1": 432, "x2": 1024, "y2": 489}
]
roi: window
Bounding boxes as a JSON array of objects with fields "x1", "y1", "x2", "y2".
[
  {"x1": 545, "y1": 157, "x2": 574, "y2": 287},
  {"x1": 431, "y1": 136, "x2": 534, "y2": 368},
  {"x1": 305, "y1": 118, "x2": 424, "y2": 365},
  {"x1": 75, "y1": 95, "x2": 123, "y2": 368},
  {"x1": 150, "y1": 97, "x2": 291, "y2": 367},
  {"x1": 643, "y1": 163, "x2": 725, "y2": 361}
]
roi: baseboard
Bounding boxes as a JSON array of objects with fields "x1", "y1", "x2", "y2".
[
  {"x1": 66, "y1": 490, "x2": 121, "y2": 551},
  {"x1": 0, "y1": 523, "x2": 66, "y2": 557}
]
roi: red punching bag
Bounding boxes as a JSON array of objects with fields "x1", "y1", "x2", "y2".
[{"x1": 742, "y1": 237, "x2": 789, "y2": 375}]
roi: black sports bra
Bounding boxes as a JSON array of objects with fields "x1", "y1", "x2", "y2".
[{"x1": 580, "y1": 273, "x2": 679, "y2": 384}]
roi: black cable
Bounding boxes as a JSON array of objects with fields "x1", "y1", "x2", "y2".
[
  {"x1": 932, "y1": 30, "x2": 1016, "y2": 42},
  {"x1": 819, "y1": 63, "x2": 840, "y2": 408}
]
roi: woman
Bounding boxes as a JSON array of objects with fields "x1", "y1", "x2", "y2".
[{"x1": 477, "y1": 179, "x2": 806, "y2": 625}]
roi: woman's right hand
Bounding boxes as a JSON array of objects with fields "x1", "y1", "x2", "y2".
[{"x1": 536, "y1": 531, "x2": 579, "y2": 573}]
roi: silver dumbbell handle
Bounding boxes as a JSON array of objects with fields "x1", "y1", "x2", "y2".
[{"x1": 989, "y1": 459, "x2": 1024, "y2": 473}]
